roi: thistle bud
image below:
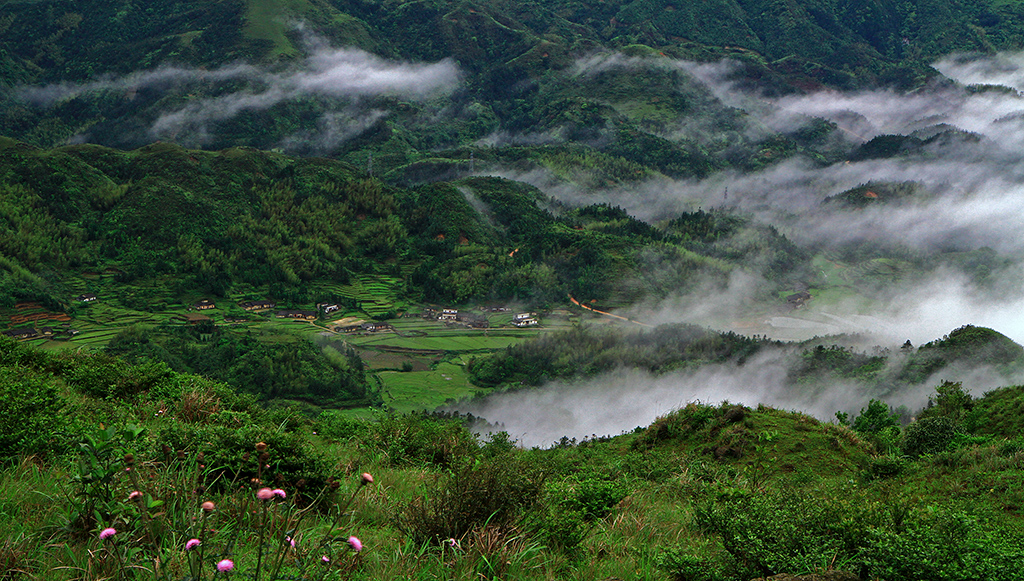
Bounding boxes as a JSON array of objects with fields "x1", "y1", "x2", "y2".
[
  {"x1": 201, "y1": 501, "x2": 215, "y2": 512},
  {"x1": 255, "y1": 441, "x2": 268, "y2": 452}
]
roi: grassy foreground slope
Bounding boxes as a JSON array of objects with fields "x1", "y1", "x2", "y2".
[{"x1": 2, "y1": 335, "x2": 1024, "y2": 580}]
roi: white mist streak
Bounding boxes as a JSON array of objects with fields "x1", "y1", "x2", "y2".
[{"x1": 18, "y1": 43, "x2": 461, "y2": 146}]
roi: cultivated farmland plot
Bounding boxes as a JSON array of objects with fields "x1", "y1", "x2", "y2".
[{"x1": 0, "y1": 270, "x2": 583, "y2": 413}]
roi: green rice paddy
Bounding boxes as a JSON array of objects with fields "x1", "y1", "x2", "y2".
[
  {"x1": 378, "y1": 361, "x2": 487, "y2": 413},
  {"x1": 1, "y1": 271, "x2": 579, "y2": 414}
]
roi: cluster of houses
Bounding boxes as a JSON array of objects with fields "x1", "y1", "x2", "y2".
[
  {"x1": 276, "y1": 310, "x2": 318, "y2": 321},
  {"x1": 422, "y1": 308, "x2": 489, "y2": 328},
  {"x1": 336, "y1": 321, "x2": 394, "y2": 333},
  {"x1": 422, "y1": 307, "x2": 536, "y2": 328},
  {"x1": 2, "y1": 323, "x2": 78, "y2": 341},
  {"x1": 240, "y1": 300, "x2": 276, "y2": 312},
  {"x1": 179, "y1": 299, "x2": 339, "y2": 324}
]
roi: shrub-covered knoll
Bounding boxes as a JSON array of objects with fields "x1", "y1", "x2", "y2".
[{"x1": 468, "y1": 323, "x2": 773, "y2": 387}]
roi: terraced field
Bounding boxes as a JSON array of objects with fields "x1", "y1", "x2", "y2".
[
  {"x1": 340, "y1": 312, "x2": 577, "y2": 409},
  {"x1": 1, "y1": 270, "x2": 584, "y2": 412}
]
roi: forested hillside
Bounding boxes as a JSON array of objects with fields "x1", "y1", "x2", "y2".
[
  {"x1": 0, "y1": 137, "x2": 816, "y2": 311},
  {"x1": 3, "y1": 0, "x2": 1024, "y2": 181}
]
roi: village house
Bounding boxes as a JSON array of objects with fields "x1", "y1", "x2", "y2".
[
  {"x1": 173, "y1": 313, "x2": 212, "y2": 325},
  {"x1": 194, "y1": 299, "x2": 216, "y2": 310},
  {"x1": 786, "y1": 291, "x2": 811, "y2": 308},
  {"x1": 513, "y1": 312, "x2": 539, "y2": 327},
  {"x1": 2, "y1": 327, "x2": 39, "y2": 340},
  {"x1": 360, "y1": 322, "x2": 394, "y2": 333},
  {"x1": 439, "y1": 308, "x2": 459, "y2": 321},
  {"x1": 276, "y1": 310, "x2": 318, "y2": 321},
  {"x1": 75, "y1": 293, "x2": 98, "y2": 303},
  {"x1": 240, "y1": 300, "x2": 276, "y2": 312},
  {"x1": 317, "y1": 303, "x2": 340, "y2": 315}
]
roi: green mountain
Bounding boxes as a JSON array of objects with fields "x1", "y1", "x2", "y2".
[{"x1": 2, "y1": 0, "x2": 1023, "y2": 181}]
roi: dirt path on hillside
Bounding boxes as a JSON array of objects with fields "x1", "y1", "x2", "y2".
[{"x1": 568, "y1": 295, "x2": 652, "y2": 327}]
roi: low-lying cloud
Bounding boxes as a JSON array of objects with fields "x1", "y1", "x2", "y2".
[
  {"x1": 452, "y1": 344, "x2": 1018, "y2": 448},
  {"x1": 19, "y1": 37, "x2": 461, "y2": 147}
]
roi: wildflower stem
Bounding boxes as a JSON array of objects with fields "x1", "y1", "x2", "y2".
[
  {"x1": 195, "y1": 508, "x2": 210, "y2": 581},
  {"x1": 254, "y1": 500, "x2": 269, "y2": 581}
]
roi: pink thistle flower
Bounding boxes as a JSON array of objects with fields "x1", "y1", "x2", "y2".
[
  {"x1": 272, "y1": 488, "x2": 286, "y2": 499},
  {"x1": 321, "y1": 555, "x2": 330, "y2": 564},
  {"x1": 128, "y1": 491, "x2": 142, "y2": 501},
  {"x1": 216, "y1": 559, "x2": 234, "y2": 572},
  {"x1": 360, "y1": 472, "x2": 374, "y2": 485},
  {"x1": 185, "y1": 539, "x2": 201, "y2": 551},
  {"x1": 285, "y1": 536, "x2": 296, "y2": 548},
  {"x1": 99, "y1": 527, "x2": 117, "y2": 540},
  {"x1": 347, "y1": 536, "x2": 362, "y2": 552},
  {"x1": 201, "y1": 501, "x2": 216, "y2": 512},
  {"x1": 256, "y1": 487, "x2": 275, "y2": 500}
]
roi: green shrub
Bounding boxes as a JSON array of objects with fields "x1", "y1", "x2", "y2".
[
  {"x1": 658, "y1": 548, "x2": 732, "y2": 581},
  {"x1": 314, "y1": 410, "x2": 370, "y2": 441},
  {"x1": 400, "y1": 455, "x2": 545, "y2": 544},
  {"x1": 901, "y1": 416, "x2": 960, "y2": 459},
  {"x1": 693, "y1": 487, "x2": 874, "y2": 578},
  {"x1": 529, "y1": 473, "x2": 627, "y2": 552},
  {"x1": 0, "y1": 367, "x2": 70, "y2": 456},
  {"x1": 862, "y1": 509, "x2": 1024, "y2": 581},
  {"x1": 852, "y1": 399, "x2": 901, "y2": 435},
  {"x1": 65, "y1": 354, "x2": 174, "y2": 399},
  {"x1": 365, "y1": 413, "x2": 479, "y2": 468},
  {"x1": 480, "y1": 430, "x2": 518, "y2": 458},
  {"x1": 865, "y1": 454, "x2": 907, "y2": 481},
  {"x1": 692, "y1": 485, "x2": 1024, "y2": 581},
  {"x1": 152, "y1": 421, "x2": 334, "y2": 497}
]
